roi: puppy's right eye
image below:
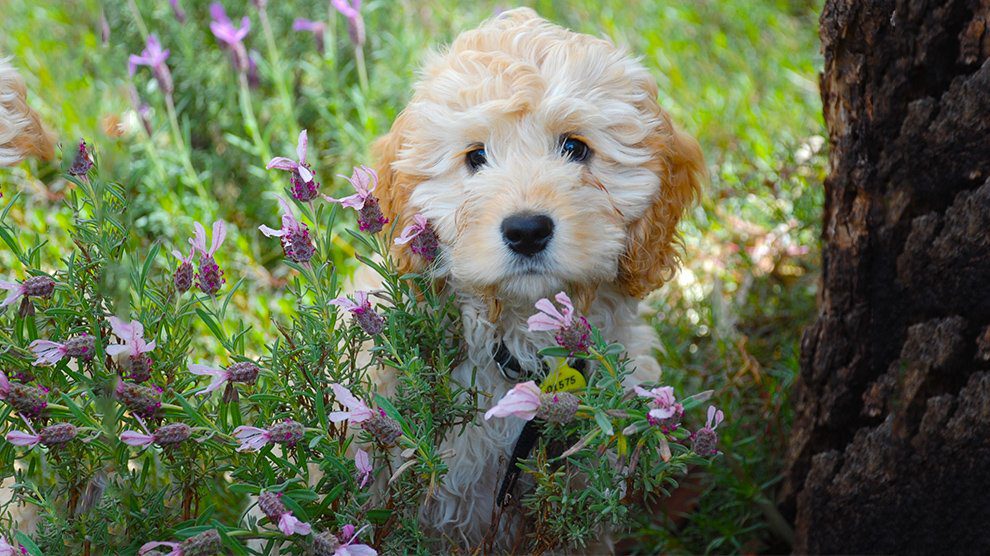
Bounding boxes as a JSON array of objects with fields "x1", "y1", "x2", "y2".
[{"x1": 466, "y1": 146, "x2": 487, "y2": 171}]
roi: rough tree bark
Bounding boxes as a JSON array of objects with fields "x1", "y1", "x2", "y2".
[{"x1": 781, "y1": 0, "x2": 990, "y2": 553}]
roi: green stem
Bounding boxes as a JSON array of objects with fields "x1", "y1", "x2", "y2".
[
  {"x1": 125, "y1": 0, "x2": 149, "y2": 40},
  {"x1": 258, "y1": 6, "x2": 300, "y2": 137},
  {"x1": 355, "y1": 45, "x2": 369, "y2": 91},
  {"x1": 164, "y1": 92, "x2": 205, "y2": 198},
  {"x1": 237, "y1": 72, "x2": 273, "y2": 167}
]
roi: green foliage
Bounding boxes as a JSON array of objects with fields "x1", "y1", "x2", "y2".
[{"x1": 0, "y1": 0, "x2": 825, "y2": 553}]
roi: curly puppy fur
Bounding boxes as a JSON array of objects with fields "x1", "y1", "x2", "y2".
[
  {"x1": 369, "y1": 8, "x2": 704, "y2": 548},
  {"x1": 0, "y1": 57, "x2": 54, "y2": 167}
]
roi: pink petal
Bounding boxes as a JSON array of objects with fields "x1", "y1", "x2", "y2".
[
  {"x1": 267, "y1": 157, "x2": 299, "y2": 172},
  {"x1": 210, "y1": 220, "x2": 226, "y2": 255},
  {"x1": 354, "y1": 448, "x2": 371, "y2": 473},
  {"x1": 139, "y1": 541, "x2": 180, "y2": 555},
  {"x1": 533, "y1": 298, "x2": 566, "y2": 323},
  {"x1": 190, "y1": 222, "x2": 208, "y2": 254},
  {"x1": 329, "y1": 192, "x2": 366, "y2": 210},
  {"x1": 394, "y1": 224, "x2": 421, "y2": 245},
  {"x1": 527, "y1": 313, "x2": 563, "y2": 332},
  {"x1": 298, "y1": 164, "x2": 314, "y2": 183},
  {"x1": 329, "y1": 383, "x2": 374, "y2": 422},
  {"x1": 120, "y1": 430, "x2": 155, "y2": 446},
  {"x1": 648, "y1": 407, "x2": 676, "y2": 421},
  {"x1": 30, "y1": 340, "x2": 65, "y2": 366},
  {"x1": 258, "y1": 224, "x2": 286, "y2": 238},
  {"x1": 0, "y1": 371, "x2": 8, "y2": 397},
  {"x1": 279, "y1": 513, "x2": 312, "y2": 536},
  {"x1": 0, "y1": 281, "x2": 24, "y2": 308},
  {"x1": 339, "y1": 544, "x2": 378, "y2": 556},
  {"x1": 105, "y1": 345, "x2": 130, "y2": 357},
  {"x1": 6, "y1": 431, "x2": 40, "y2": 446},
  {"x1": 328, "y1": 297, "x2": 360, "y2": 312},
  {"x1": 296, "y1": 130, "x2": 308, "y2": 164},
  {"x1": 484, "y1": 381, "x2": 541, "y2": 421}
]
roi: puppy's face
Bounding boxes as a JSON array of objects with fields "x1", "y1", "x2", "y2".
[{"x1": 375, "y1": 9, "x2": 703, "y2": 303}]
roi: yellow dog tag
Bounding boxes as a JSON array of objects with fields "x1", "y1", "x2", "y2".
[{"x1": 540, "y1": 359, "x2": 586, "y2": 393}]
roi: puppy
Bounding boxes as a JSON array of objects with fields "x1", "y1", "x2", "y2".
[
  {"x1": 0, "y1": 56, "x2": 54, "y2": 167},
  {"x1": 371, "y1": 7, "x2": 703, "y2": 548}
]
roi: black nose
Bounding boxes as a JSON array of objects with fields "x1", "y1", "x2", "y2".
[{"x1": 501, "y1": 213, "x2": 554, "y2": 256}]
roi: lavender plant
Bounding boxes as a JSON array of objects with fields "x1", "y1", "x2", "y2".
[{"x1": 0, "y1": 141, "x2": 723, "y2": 553}]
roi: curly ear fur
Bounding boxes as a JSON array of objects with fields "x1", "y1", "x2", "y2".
[
  {"x1": 0, "y1": 57, "x2": 55, "y2": 166},
  {"x1": 372, "y1": 110, "x2": 423, "y2": 274},
  {"x1": 617, "y1": 104, "x2": 704, "y2": 298}
]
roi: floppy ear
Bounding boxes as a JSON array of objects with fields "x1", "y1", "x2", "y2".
[
  {"x1": 372, "y1": 111, "x2": 421, "y2": 274},
  {"x1": 616, "y1": 108, "x2": 704, "y2": 298},
  {"x1": 0, "y1": 57, "x2": 55, "y2": 166}
]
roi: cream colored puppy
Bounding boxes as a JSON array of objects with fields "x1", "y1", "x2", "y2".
[
  {"x1": 0, "y1": 56, "x2": 54, "y2": 167},
  {"x1": 369, "y1": 8, "x2": 703, "y2": 548}
]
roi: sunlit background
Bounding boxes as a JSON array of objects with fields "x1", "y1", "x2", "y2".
[{"x1": 1, "y1": 0, "x2": 824, "y2": 551}]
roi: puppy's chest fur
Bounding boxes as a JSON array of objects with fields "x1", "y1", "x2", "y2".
[{"x1": 418, "y1": 286, "x2": 661, "y2": 547}]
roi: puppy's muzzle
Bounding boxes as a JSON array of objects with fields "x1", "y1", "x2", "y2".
[{"x1": 501, "y1": 213, "x2": 554, "y2": 257}]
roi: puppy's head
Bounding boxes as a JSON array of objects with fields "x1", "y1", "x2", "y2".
[{"x1": 374, "y1": 8, "x2": 703, "y2": 302}]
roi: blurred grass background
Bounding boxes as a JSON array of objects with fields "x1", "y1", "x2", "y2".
[{"x1": 0, "y1": 0, "x2": 825, "y2": 552}]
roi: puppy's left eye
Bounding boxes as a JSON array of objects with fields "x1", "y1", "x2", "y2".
[
  {"x1": 560, "y1": 136, "x2": 591, "y2": 163},
  {"x1": 466, "y1": 146, "x2": 488, "y2": 172}
]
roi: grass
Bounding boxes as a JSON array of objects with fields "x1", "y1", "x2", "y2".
[{"x1": 0, "y1": 0, "x2": 825, "y2": 552}]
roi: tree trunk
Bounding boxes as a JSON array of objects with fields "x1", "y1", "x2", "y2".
[{"x1": 782, "y1": 0, "x2": 990, "y2": 553}]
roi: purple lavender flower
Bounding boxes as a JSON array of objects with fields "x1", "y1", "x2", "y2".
[
  {"x1": 692, "y1": 405, "x2": 725, "y2": 456},
  {"x1": 115, "y1": 381, "x2": 163, "y2": 419},
  {"x1": 259, "y1": 197, "x2": 315, "y2": 263},
  {"x1": 1, "y1": 275, "x2": 55, "y2": 309},
  {"x1": 7, "y1": 422, "x2": 77, "y2": 448},
  {"x1": 128, "y1": 35, "x2": 174, "y2": 94},
  {"x1": 168, "y1": 0, "x2": 187, "y2": 23},
  {"x1": 209, "y1": 2, "x2": 251, "y2": 72},
  {"x1": 232, "y1": 419, "x2": 304, "y2": 452},
  {"x1": 395, "y1": 214, "x2": 440, "y2": 262},
  {"x1": 30, "y1": 334, "x2": 96, "y2": 366},
  {"x1": 0, "y1": 371, "x2": 48, "y2": 419},
  {"x1": 267, "y1": 130, "x2": 320, "y2": 202},
  {"x1": 332, "y1": 0, "x2": 365, "y2": 47},
  {"x1": 292, "y1": 18, "x2": 326, "y2": 54},
  {"x1": 107, "y1": 317, "x2": 156, "y2": 382},
  {"x1": 68, "y1": 139, "x2": 94, "y2": 176},
  {"x1": 171, "y1": 246, "x2": 195, "y2": 293},
  {"x1": 120, "y1": 422, "x2": 192, "y2": 448},
  {"x1": 189, "y1": 221, "x2": 227, "y2": 295},
  {"x1": 329, "y1": 291, "x2": 385, "y2": 336},
  {"x1": 325, "y1": 166, "x2": 388, "y2": 233},
  {"x1": 139, "y1": 529, "x2": 221, "y2": 556},
  {"x1": 527, "y1": 292, "x2": 592, "y2": 353},
  {"x1": 188, "y1": 361, "x2": 260, "y2": 395},
  {"x1": 258, "y1": 491, "x2": 313, "y2": 536}
]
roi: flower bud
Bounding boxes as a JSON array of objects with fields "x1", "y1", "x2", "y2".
[
  {"x1": 226, "y1": 361, "x2": 260, "y2": 385},
  {"x1": 257, "y1": 491, "x2": 287, "y2": 522},
  {"x1": 178, "y1": 529, "x2": 221, "y2": 556},
  {"x1": 22, "y1": 276, "x2": 55, "y2": 298},
  {"x1": 281, "y1": 226, "x2": 315, "y2": 263},
  {"x1": 536, "y1": 392, "x2": 579, "y2": 424},
  {"x1": 362, "y1": 410, "x2": 402, "y2": 445},
  {"x1": 154, "y1": 423, "x2": 191, "y2": 445},
  {"x1": 312, "y1": 531, "x2": 341, "y2": 556},
  {"x1": 39, "y1": 423, "x2": 77, "y2": 446},
  {"x1": 196, "y1": 256, "x2": 225, "y2": 295},
  {"x1": 121, "y1": 353, "x2": 154, "y2": 383},
  {"x1": 116, "y1": 382, "x2": 162, "y2": 419},
  {"x1": 68, "y1": 140, "x2": 94, "y2": 176},
  {"x1": 290, "y1": 168, "x2": 319, "y2": 202},
  {"x1": 267, "y1": 420, "x2": 304, "y2": 447},
  {"x1": 555, "y1": 316, "x2": 592, "y2": 353},
  {"x1": 7, "y1": 382, "x2": 48, "y2": 418},
  {"x1": 357, "y1": 196, "x2": 388, "y2": 234},
  {"x1": 174, "y1": 261, "x2": 194, "y2": 292},
  {"x1": 64, "y1": 335, "x2": 96, "y2": 361},
  {"x1": 692, "y1": 427, "x2": 718, "y2": 457}
]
